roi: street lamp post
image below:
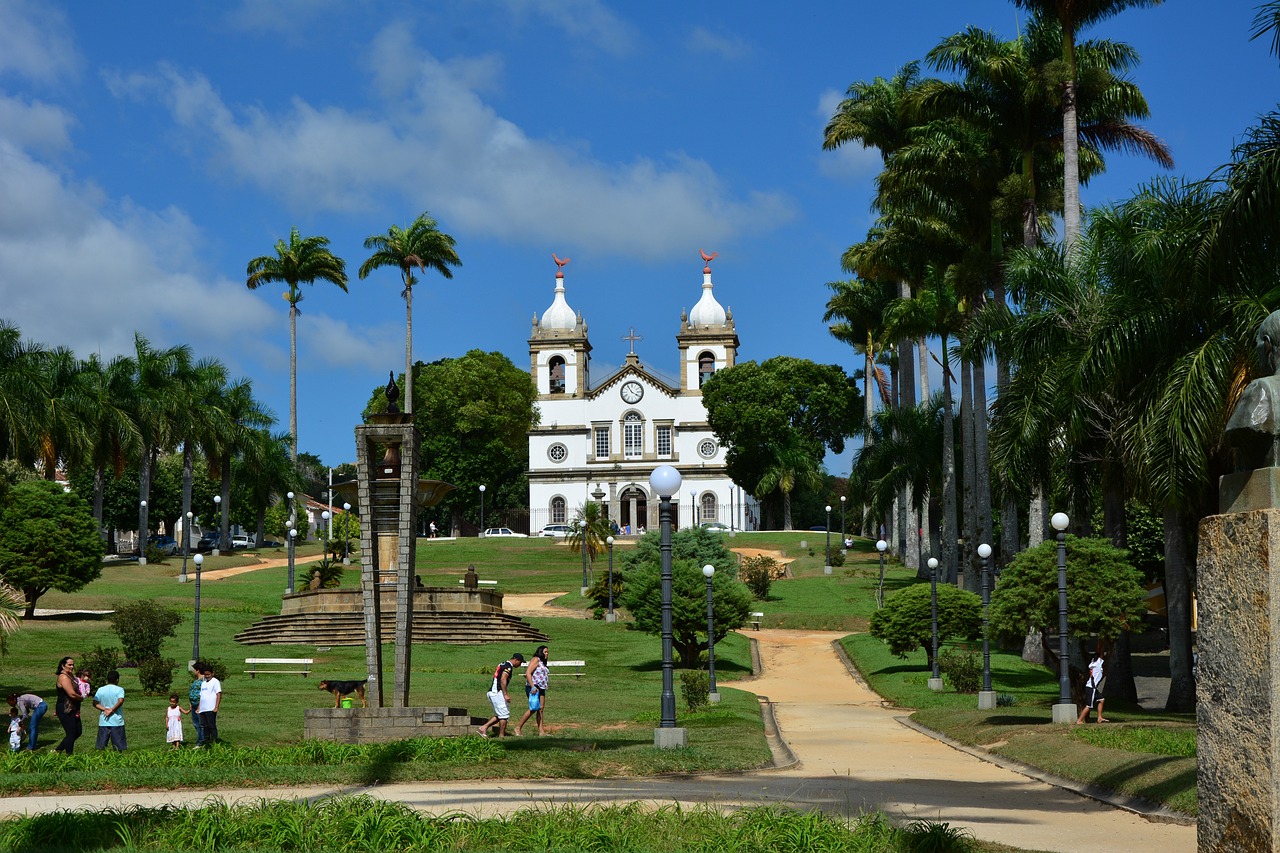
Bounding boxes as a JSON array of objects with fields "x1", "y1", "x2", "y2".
[
  {"x1": 649, "y1": 464, "x2": 686, "y2": 748},
  {"x1": 840, "y1": 496, "x2": 847, "y2": 554},
  {"x1": 977, "y1": 542, "x2": 996, "y2": 710},
  {"x1": 342, "y1": 503, "x2": 352, "y2": 565},
  {"x1": 287, "y1": 527, "x2": 298, "y2": 592},
  {"x1": 179, "y1": 511, "x2": 193, "y2": 583},
  {"x1": 875, "y1": 539, "x2": 888, "y2": 607},
  {"x1": 285, "y1": 491, "x2": 296, "y2": 593},
  {"x1": 927, "y1": 556, "x2": 943, "y2": 690},
  {"x1": 138, "y1": 500, "x2": 147, "y2": 565},
  {"x1": 702, "y1": 564, "x2": 719, "y2": 703},
  {"x1": 192, "y1": 553, "x2": 204, "y2": 660},
  {"x1": 605, "y1": 535, "x2": 616, "y2": 623},
  {"x1": 321, "y1": 510, "x2": 331, "y2": 559},
  {"x1": 479, "y1": 484, "x2": 486, "y2": 534},
  {"x1": 824, "y1": 505, "x2": 832, "y2": 574},
  {"x1": 212, "y1": 494, "x2": 222, "y2": 555},
  {"x1": 1051, "y1": 512, "x2": 1075, "y2": 723}
]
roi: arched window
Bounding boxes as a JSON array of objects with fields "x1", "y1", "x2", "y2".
[
  {"x1": 698, "y1": 351, "x2": 716, "y2": 387},
  {"x1": 700, "y1": 492, "x2": 717, "y2": 522},
  {"x1": 550, "y1": 496, "x2": 567, "y2": 524},
  {"x1": 623, "y1": 411, "x2": 643, "y2": 459},
  {"x1": 548, "y1": 356, "x2": 566, "y2": 394}
]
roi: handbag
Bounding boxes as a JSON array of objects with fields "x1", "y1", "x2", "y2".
[{"x1": 529, "y1": 690, "x2": 541, "y2": 711}]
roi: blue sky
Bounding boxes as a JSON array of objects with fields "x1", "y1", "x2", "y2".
[{"x1": 1, "y1": 0, "x2": 1276, "y2": 477}]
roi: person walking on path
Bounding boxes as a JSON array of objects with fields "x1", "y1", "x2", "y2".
[
  {"x1": 165, "y1": 694, "x2": 189, "y2": 748},
  {"x1": 7, "y1": 692, "x2": 46, "y2": 750},
  {"x1": 514, "y1": 645, "x2": 549, "y2": 736},
  {"x1": 1077, "y1": 649, "x2": 1108, "y2": 724},
  {"x1": 195, "y1": 664, "x2": 222, "y2": 747},
  {"x1": 478, "y1": 652, "x2": 523, "y2": 738},
  {"x1": 53, "y1": 656, "x2": 83, "y2": 754},
  {"x1": 92, "y1": 670, "x2": 126, "y2": 751}
]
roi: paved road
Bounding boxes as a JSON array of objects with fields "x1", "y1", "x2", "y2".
[{"x1": 0, "y1": 619, "x2": 1196, "y2": 852}]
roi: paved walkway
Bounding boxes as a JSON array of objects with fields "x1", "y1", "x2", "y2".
[{"x1": 1, "y1": 591, "x2": 1197, "y2": 852}]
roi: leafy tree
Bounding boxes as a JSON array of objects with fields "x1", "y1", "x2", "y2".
[
  {"x1": 246, "y1": 226, "x2": 349, "y2": 460},
  {"x1": 621, "y1": 525, "x2": 738, "y2": 577},
  {"x1": 568, "y1": 500, "x2": 610, "y2": 585},
  {"x1": 621, "y1": 558, "x2": 753, "y2": 668},
  {"x1": 869, "y1": 582, "x2": 982, "y2": 668},
  {"x1": 359, "y1": 212, "x2": 461, "y2": 417},
  {"x1": 0, "y1": 480, "x2": 103, "y2": 616},
  {"x1": 988, "y1": 536, "x2": 1146, "y2": 685},
  {"x1": 110, "y1": 599, "x2": 182, "y2": 664}
]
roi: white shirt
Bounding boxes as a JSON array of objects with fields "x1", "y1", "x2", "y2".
[
  {"x1": 1087, "y1": 658, "x2": 1104, "y2": 689},
  {"x1": 198, "y1": 677, "x2": 222, "y2": 713}
]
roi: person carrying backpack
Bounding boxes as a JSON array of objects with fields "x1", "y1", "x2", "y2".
[{"x1": 477, "y1": 652, "x2": 524, "y2": 738}]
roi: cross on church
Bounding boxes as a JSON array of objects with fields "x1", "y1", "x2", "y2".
[{"x1": 622, "y1": 327, "x2": 643, "y2": 355}]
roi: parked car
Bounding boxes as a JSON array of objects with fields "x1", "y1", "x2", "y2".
[
  {"x1": 196, "y1": 531, "x2": 221, "y2": 551},
  {"x1": 481, "y1": 527, "x2": 527, "y2": 538},
  {"x1": 539, "y1": 524, "x2": 572, "y2": 538},
  {"x1": 147, "y1": 535, "x2": 179, "y2": 555},
  {"x1": 231, "y1": 534, "x2": 254, "y2": 549},
  {"x1": 700, "y1": 521, "x2": 731, "y2": 532}
]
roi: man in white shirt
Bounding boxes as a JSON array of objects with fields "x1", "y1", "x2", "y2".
[{"x1": 196, "y1": 664, "x2": 222, "y2": 747}]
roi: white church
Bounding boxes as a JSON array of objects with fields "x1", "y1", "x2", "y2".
[{"x1": 526, "y1": 253, "x2": 759, "y2": 534}]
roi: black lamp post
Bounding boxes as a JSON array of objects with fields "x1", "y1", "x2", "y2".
[
  {"x1": 978, "y1": 542, "x2": 995, "y2": 709},
  {"x1": 1051, "y1": 512, "x2": 1074, "y2": 723},
  {"x1": 824, "y1": 504, "x2": 832, "y2": 574},
  {"x1": 650, "y1": 464, "x2": 686, "y2": 747},
  {"x1": 342, "y1": 502, "x2": 352, "y2": 565},
  {"x1": 192, "y1": 552, "x2": 204, "y2": 660},
  {"x1": 702, "y1": 564, "x2": 719, "y2": 703},
  {"x1": 213, "y1": 494, "x2": 222, "y2": 555},
  {"x1": 875, "y1": 538, "x2": 888, "y2": 607},
  {"x1": 285, "y1": 490, "x2": 296, "y2": 594},
  {"x1": 840, "y1": 496, "x2": 846, "y2": 553},
  {"x1": 138, "y1": 500, "x2": 147, "y2": 564},
  {"x1": 479, "y1": 484, "x2": 486, "y2": 535},
  {"x1": 605, "y1": 535, "x2": 616, "y2": 623},
  {"x1": 927, "y1": 556, "x2": 942, "y2": 690}
]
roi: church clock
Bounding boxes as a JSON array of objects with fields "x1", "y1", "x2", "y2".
[{"x1": 620, "y1": 381, "x2": 644, "y2": 403}]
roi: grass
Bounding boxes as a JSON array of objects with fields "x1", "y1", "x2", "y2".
[
  {"x1": 0, "y1": 797, "x2": 992, "y2": 852},
  {"x1": 839, "y1": 632, "x2": 1198, "y2": 816}
]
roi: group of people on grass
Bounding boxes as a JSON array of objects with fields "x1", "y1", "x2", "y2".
[
  {"x1": 4, "y1": 657, "x2": 222, "y2": 753},
  {"x1": 479, "y1": 644, "x2": 550, "y2": 738}
]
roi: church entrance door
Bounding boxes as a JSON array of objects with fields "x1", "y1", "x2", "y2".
[{"x1": 618, "y1": 487, "x2": 648, "y2": 534}]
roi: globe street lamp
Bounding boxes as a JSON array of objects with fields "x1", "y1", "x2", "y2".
[
  {"x1": 649, "y1": 464, "x2": 686, "y2": 748},
  {"x1": 138, "y1": 500, "x2": 147, "y2": 565},
  {"x1": 875, "y1": 539, "x2": 888, "y2": 607},
  {"x1": 287, "y1": 527, "x2": 298, "y2": 594},
  {"x1": 823, "y1": 505, "x2": 832, "y2": 575},
  {"x1": 840, "y1": 496, "x2": 847, "y2": 554},
  {"x1": 179, "y1": 511, "x2": 193, "y2": 583},
  {"x1": 977, "y1": 542, "x2": 996, "y2": 710},
  {"x1": 192, "y1": 553, "x2": 204, "y2": 660},
  {"x1": 212, "y1": 494, "x2": 222, "y2": 555},
  {"x1": 605, "y1": 535, "x2": 616, "y2": 623},
  {"x1": 479, "y1": 484, "x2": 486, "y2": 535},
  {"x1": 927, "y1": 556, "x2": 943, "y2": 691},
  {"x1": 321, "y1": 510, "x2": 331, "y2": 559},
  {"x1": 702, "y1": 564, "x2": 720, "y2": 703},
  {"x1": 1051, "y1": 512, "x2": 1075, "y2": 723},
  {"x1": 342, "y1": 503, "x2": 352, "y2": 565}
]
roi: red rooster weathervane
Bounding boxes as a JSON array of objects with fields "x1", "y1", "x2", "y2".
[
  {"x1": 553, "y1": 253, "x2": 570, "y2": 278},
  {"x1": 700, "y1": 249, "x2": 718, "y2": 274}
]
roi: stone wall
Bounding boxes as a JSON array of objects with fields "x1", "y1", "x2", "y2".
[
  {"x1": 304, "y1": 706, "x2": 478, "y2": 744},
  {"x1": 280, "y1": 586, "x2": 504, "y2": 616}
]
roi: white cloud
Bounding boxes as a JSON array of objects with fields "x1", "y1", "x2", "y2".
[
  {"x1": 0, "y1": 94, "x2": 74, "y2": 154},
  {"x1": 498, "y1": 0, "x2": 635, "y2": 57},
  {"x1": 223, "y1": 0, "x2": 350, "y2": 36},
  {"x1": 815, "y1": 88, "x2": 881, "y2": 181},
  {"x1": 114, "y1": 35, "x2": 795, "y2": 260},
  {"x1": 0, "y1": 0, "x2": 79, "y2": 83},
  {"x1": 686, "y1": 26, "x2": 752, "y2": 62}
]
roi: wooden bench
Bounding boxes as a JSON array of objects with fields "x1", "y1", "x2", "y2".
[
  {"x1": 457, "y1": 579, "x2": 498, "y2": 586},
  {"x1": 750, "y1": 612, "x2": 764, "y2": 631},
  {"x1": 546, "y1": 659, "x2": 586, "y2": 678},
  {"x1": 244, "y1": 657, "x2": 313, "y2": 678}
]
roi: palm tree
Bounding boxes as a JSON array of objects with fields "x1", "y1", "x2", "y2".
[
  {"x1": 359, "y1": 213, "x2": 461, "y2": 417},
  {"x1": 246, "y1": 227, "x2": 348, "y2": 460},
  {"x1": 824, "y1": 276, "x2": 897, "y2": 435},
  {"x1": 1252, "y1": 1, "x2": 1280, "y2": 61},
  {"x1": 131, "y1": 335, "x2": 190, "y2": 558},
  {"x1": 238, "y1": 429, "x2": 301, "y2": 546},
  {"x1": 567, "y1": 500, "x2": 611, "y2": 589},
  {"x1": 211, "y1": 378, "x2": 274, "y2": 548},
  {"x1": 31, "y1": 347, "x2": 86, "y2": 481},
  {"x1": 0, "y1": 321, "x2": 47, "y2": 466},
  {"x1": 75, "y1": 353, "x2": 140, "y2": 539},
  {"x1": 1009, "y1": 0, "x2": 1166, "y2": 250},
  {"x1": 756, "y1": 435, "x2": 824, "y2": 531}
]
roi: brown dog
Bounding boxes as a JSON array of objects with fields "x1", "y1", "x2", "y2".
[{"x1": 317, "y1": 679, "x2": 367, "y2": 708}]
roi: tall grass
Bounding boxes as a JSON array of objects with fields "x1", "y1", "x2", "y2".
[{"x1": 0, "y1": 797, "x2": 980, "y2": 852}]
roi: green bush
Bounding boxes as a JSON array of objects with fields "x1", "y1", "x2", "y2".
[
  {"x1": 144, "y1": 544, "x2": 168, "y2": 564},
  {"x1": 79, "y1": 646, "x2": 124, "y2": 681},
  {"x1": 869, "y1": 583, "x2": 983, "y2": 669},
  {"x1": 680, "y1": 670, "x2": 710, "y2": 711},
  {"x1": 938, "y1": 649, "x2": 981, "y2": 694},
  {"x1": 739, "y1": 555, "x2": 778, "y2": 600},
  {"x1": 193, "y1": 658, "x2": 230, "y2": 683},
  {"x1": 585, "y1": 572, "x2": 624, "y2": 612},
  {"x1": 137, "y1": 658, "x2": 177, "y2": 695},
  {"x1": 828, "y1": 549, "x2": 846, "y2": 568},
  {"x1": 111, "y1": 599, "x2": 183, "y2": 664}
]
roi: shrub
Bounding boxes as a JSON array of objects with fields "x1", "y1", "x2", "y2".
[
  {"x1": 143, "y1": 544, "x2": 168, "y2": 564},
  {"x1": 111, "y1": 600, "x2": 182, "y2": 664},
  {"x1": 680, "y1": 670, "x2": 710, "y2": 711},
  {"x1": 137, "y1": 657, "x2": 177, "y2": 695},
  {"x1": 620, "y1": 559, "x2": 752, "y2": 667},
  {"x1": 192, "y1": 658, "x2": 230, "y2": 683},
  {"x1": 938, "y1": 649, "x2": 981, "y2": 694},
  {"x1": 868, "y1": 583, "x2": 983, "y2": 669},
  {"x1": 739, "y1": 556, "x2": 778, "y2": 600},
  {"x1": 304, "y1": 557, "x2": 344, "y2": 589},
  {"x1": 828, "y1": 549, "x2": 846, "y2": 568},
  {"x1": 585, "y1": 572, "x2": 624, "y2": 612},
  {"x1": 79, "y1": 646, "x2": 124, "y2": 679}
]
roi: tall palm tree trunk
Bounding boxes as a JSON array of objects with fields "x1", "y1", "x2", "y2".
[
  {"x1": 220, "y1": 458, "x2": 233, "y2": 552},
  {"x1": 972, "y1": 357, "x2": 995, "y2": 578},
  {"x1": 289, "y1": 304, "x2": 299, "y2": 461},
  {"x1": 941, "y1": 335, "x2": 958, "y2": 585},
  {"x1": 182, "y1": 445, "x2": 194, "y2": 553},
  {"x1": 1164, "y1": 507, "x2": 1196, "y2": 711},
  {"x1": 1101, "y1": 468, "x2": 1136, "y2": 702},
  {"x1": 137, "y1": 445, "x2": 152, "y2": 558},
  {"x1": 93, "y1": 465, "x2": 107, "y2": 546},
  {"x1": 1062, "y1": 78, "x2": 1081, "y2": 251},
  {"x1": 960, "y1": 358, "x2": 978, "y2": 592},
  {"x1": 404, "y1": 281, "x2": 414, "y2": 416}
]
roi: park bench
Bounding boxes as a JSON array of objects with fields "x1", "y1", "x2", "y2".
[
  {"x1": 546, "y1": 659, "x2": 586, "y2": 678},
  {"x1": 456, "y1": 579, "x2": 498, "y2": 586},
  {"x1": 244, "y1": 657, "x2": 313, "y2": 678},
  {"x1": 750, "y1": 612, "x2": 764, "y2": 630}
]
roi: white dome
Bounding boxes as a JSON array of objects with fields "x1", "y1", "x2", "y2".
[
  {"x1": 540, "y1": 276, "x2": 577, "y2": 331},
  {"x1": 688, "y1": 271, "x2": 726, "y2": 327}
]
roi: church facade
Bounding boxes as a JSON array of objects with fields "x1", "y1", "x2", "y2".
[{"x1": 526, "y1": 254, "x2": 758, "y2": 533}]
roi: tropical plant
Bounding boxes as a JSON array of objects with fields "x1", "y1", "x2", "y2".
[
  {"x1": 358, "y1": 212, "x2": 461, "y2": 416},
  {"x1": 246, "y1": 226, "x2": 348, "y2": 459},
  {"x1": 568, "y1": 500, "x2": 611, "y2": 584}
]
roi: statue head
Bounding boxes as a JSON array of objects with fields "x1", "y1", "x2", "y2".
[{"x1": 1259, "y1": 311, "x2": 1280, "y2": 376}]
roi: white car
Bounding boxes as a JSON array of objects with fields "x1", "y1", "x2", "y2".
[
  {"x1": 481, "y1": 527, "x2": 527, "y2": 538},
  {"x1": 539, "y1": 524, "x2": 572, "y2": 538},
  {"x1": 231, "y1": 534, "x2": 254, "y2": 549}
]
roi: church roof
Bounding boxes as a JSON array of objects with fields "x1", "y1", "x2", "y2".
[
  {"x1": 688, "y1": 253, "x2": 728, "y2": 328},
  {"x1": 538, "y1": 257, "x2": 577, "y2": 331}
]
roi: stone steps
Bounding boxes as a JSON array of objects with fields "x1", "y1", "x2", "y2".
[{"x1": 235, "y1": 611, "x2": 549, "y2": 646}]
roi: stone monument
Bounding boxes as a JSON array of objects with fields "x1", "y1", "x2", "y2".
[{"x1": 1199, "y1": 309, "x2": 1280, "y2": 851}]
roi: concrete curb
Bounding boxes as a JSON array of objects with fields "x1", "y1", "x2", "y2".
[{"x1": 827, "y1": 638, "x2": 1195, "y2": 827}]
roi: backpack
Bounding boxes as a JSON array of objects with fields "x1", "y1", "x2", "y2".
[{"x1": 489, "y1": 660, "x2": 512, "y2": 693}]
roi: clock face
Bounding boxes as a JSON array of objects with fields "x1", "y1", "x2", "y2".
[{"x1": 621, "y1": 381, "x2": 644, "y2": 404}]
